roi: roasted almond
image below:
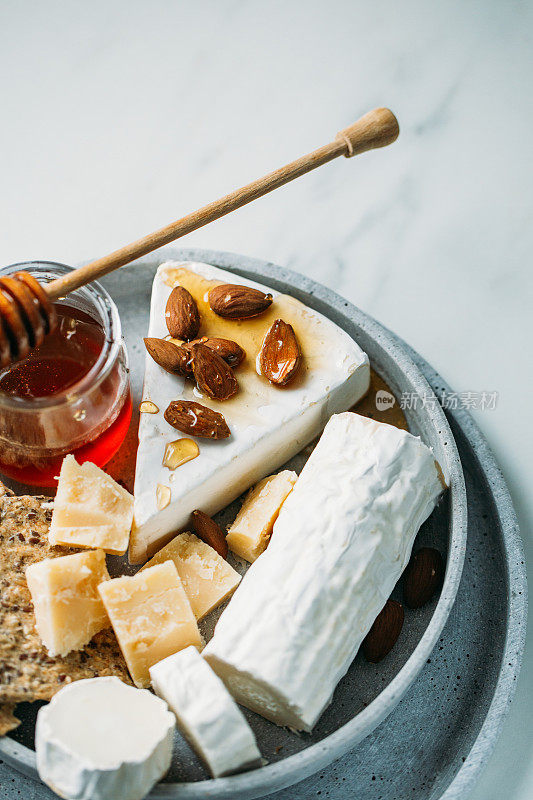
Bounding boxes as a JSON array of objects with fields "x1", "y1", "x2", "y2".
[
  {"x1": 403, "y1": 547, "x2": 444, "y2": 608},
  {"x1": 186, "y1": 337, "x2": 245, "y2": 368},
  {"x1": 208, "y1": 283, "x2": 273, "y2": 319},
  {"x1": 259, "y1": 319, "x2": 301, "y2": 386},
  {"x1": 164, "y1": 400, "x2": 230, "y2": 439},
  {"x1": 144, "y1": 337, "x2": 192, "y2": 376},
  {"x1": 190, "y1": 343, "x2": 238, "y2": 401},
  {"x1": 362, "y1": 599, "x2": 404, "y2": 663},
  {"x1": 191, "y1": 510, "x2": 228, "y2": 558},
  {"x1": 165, "y1": 286, "x2": 200, "y2": 340}
]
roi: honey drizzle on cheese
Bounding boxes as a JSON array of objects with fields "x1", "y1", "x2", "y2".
[
  {"x1": 353, "y1": 369, "x2": 408, "y2": 430},
  {"x1": 161, "y1": 266, "x2": 347, "y2": 427},
  {"x1": 161, "y1": 266, "x2": 407, "y2": 434}
]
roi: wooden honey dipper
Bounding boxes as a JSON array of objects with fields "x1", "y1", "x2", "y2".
[{"x1": 0, "y1": 108, "x2": 399, "y2": 369}]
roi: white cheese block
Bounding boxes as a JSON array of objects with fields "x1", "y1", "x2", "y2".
[
  {"x1": 36, "y1": 677, "x2": 175, "y2": 800},
  {"x1": 150, "y1": 646, "x2": 261, "y2": 777},
  {"x1": 130, "y1": 261, "x2": 370, "y2": 563},
  {"x1": 204, "y1": 412, "x2": 446, "y2": 731}
]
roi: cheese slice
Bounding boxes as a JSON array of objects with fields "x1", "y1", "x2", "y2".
[
  {"x1": 49, "y1": 455, "x2": 134, "y2": 555},
  {"x1": 226, "y1": 470, "x2": 298, "y2": 562},
  {"x1": 130, "y1": 261, "x2": 370, "y2": 563},
  {"x1": 36, "y1": 677, "x2": 174, "y2": 800},
  {"x1": 150, "y1": 647, "x2": 261, "y2": 777},
  {"x1": 204, "y1": 412, "x2": 446, "y2": 731},
  {"x1": 140, "y1": 532, "x2": 241, "y2": 619},
  {"x1": 25, "y1": 549, "x2": 110, "y2": 657},
  {"x1": 98, "y1": 561, "x2": 203, "y2": 688}
]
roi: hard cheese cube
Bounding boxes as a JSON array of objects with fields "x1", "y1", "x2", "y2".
[
  {"x1": 140, "y1": 533, "x2": 241, "y2": 620},
  {"x1": 98, "y1": 562, "x2": 202, "y2": 688},
  {"x1": 49, "y1": 456, "x2": 134, "y2": 555},
  {"x1": 226, "y1": 470, "x2": 298, "y2": 562},
  {"x1": 26, "y1": 549, "x2": 110, "y2": 657}
]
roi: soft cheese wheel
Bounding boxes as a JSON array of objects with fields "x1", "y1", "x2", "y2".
[
  {"x1": 150, "y1": 647, "x2": 261, "y2": 777},
  {"x1": 130, "y1": 261, "x2": 370, "y2": 563},
  {"x1": 204, "y1": 412, "x2": 446, "y2": 731},
  {"x1": 36, "y1": 677, "x2": 174, "y2": 800}
]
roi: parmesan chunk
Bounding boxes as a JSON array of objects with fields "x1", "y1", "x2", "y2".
[
  {"x1": 140, "y1": 533, "x2": 241, "y2": 620},
  {"x1": 26, "y1": 549, "x2": 110, "y2": 657},
  {"x1": 226, "y1": 470, "x2": 297, "y2": 562},
  {"x1": 49, "y1": 456, "x2": 134, "y2": 555},
  {"x1": 98, "y1": 562, "x2": 202, "y2": 688}
]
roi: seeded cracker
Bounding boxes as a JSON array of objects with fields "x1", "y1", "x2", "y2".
[
  {"x1": 0, "y1": 482, "x2": 131, "y2": 704},
  {"x1": 0, "y1": 704, "x2": 20, "y2": 735}
]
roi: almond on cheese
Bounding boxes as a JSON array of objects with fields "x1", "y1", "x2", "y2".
[
  {"x1": 98, "y1": 561, "x2": 202, "y2": 688},
  {"x1": 131, "y1": 261, "x2": 370, "y2": 564},
  {"x1": 25, "y1": 549, "x2": 110, "y2": 657},
  {"x1": 140, "y1": 533, "x2": 241, "y2": 620},
  {"x1": 226, "y1": 470, "x2": 298, "y2": 562},
  {"x1": 49, "y1": 456, "x2": 134, "y2": 555}
]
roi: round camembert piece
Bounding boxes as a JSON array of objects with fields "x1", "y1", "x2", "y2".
[{"x1": 36, "y1": 677, "x2": 175, "y2": 800}]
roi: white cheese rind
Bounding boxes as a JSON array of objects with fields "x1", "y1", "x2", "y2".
[
  {"x1": 131, "y1": 261, "x2": 370, "y2": 563},
  {"x1": 36, "y1": 677, "x2": 174, "y2": 800},
  {"x1": 204, "y1": 412, "x2": 445, "y2": 731},
  {"x1": 150, "y1": 647, "x2": 261, "y2": 777}
]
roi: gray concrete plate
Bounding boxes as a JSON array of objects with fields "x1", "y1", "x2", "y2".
[{"x1": 0, "y1": 249, "x2": 525, "y2": 800}]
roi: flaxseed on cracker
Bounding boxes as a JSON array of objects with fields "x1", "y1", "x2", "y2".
[{"x1": 0, "y1": 483, "x2": 131, "y2": 704}]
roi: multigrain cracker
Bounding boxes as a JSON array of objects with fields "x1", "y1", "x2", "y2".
[
  {"x1": 0, "y1": 703, "x2": 20, "y2": 736},
  {"x1": 0, "y1": 483, "x2": 131, "y2": 703}
]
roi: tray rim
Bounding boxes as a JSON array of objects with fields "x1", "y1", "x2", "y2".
[
  {"x1": 400, "y1": 341, "x2": 528, "y2": 800},
  {"x1": 0, "y1": 247, "x2": 469, "y2": 798}
]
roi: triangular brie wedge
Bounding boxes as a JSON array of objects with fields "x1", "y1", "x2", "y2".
[{"x1": 130, "y1": 261, "x2": 370, "y2": 563}]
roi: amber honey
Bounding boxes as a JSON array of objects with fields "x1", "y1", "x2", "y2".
[
  {"x1": 0, "y1": 305, "x2": 105, "y2": 399},
  {"x1": 0, "y1": 262, "x2": 131, "y2": 487}
]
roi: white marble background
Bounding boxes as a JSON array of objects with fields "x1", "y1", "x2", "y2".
[{"x1": 0, "y1": 1, "x2": 532, "y2": 798}]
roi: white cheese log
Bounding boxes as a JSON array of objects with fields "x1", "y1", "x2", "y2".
[
  {"x1": 204, "y1": 412, "x2": 445, "y2": 731},
  {"x1": 36, "y1": 677, "x2": 175, "y2": 800}
]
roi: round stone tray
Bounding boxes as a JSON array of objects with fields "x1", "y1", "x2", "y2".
[{"x1": 0, "y1": 250, "x2": 526, "y2": 800}]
